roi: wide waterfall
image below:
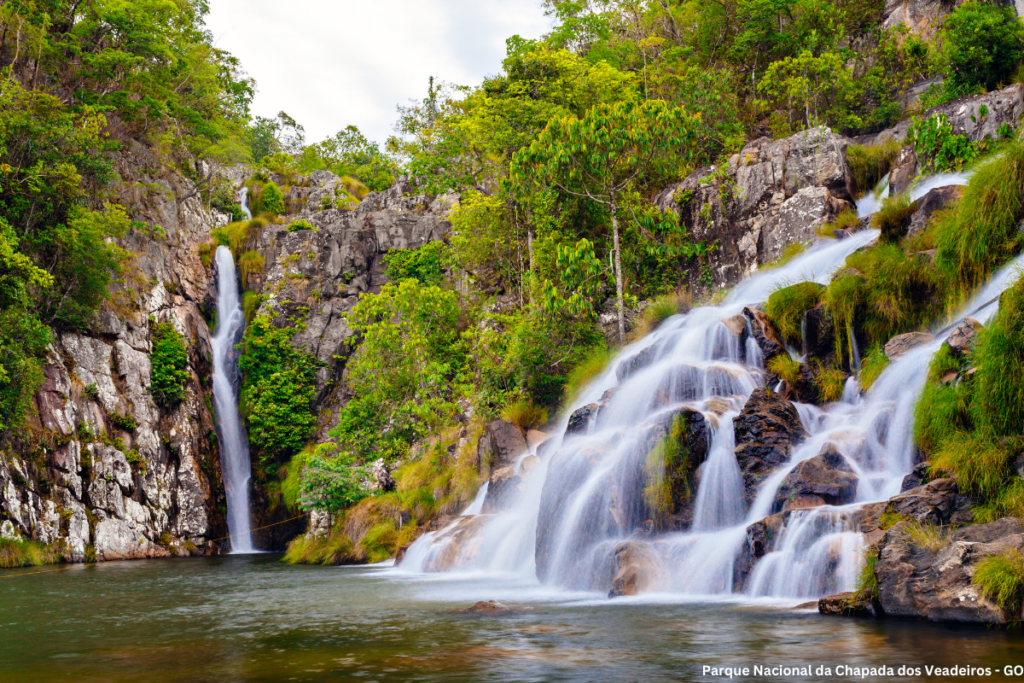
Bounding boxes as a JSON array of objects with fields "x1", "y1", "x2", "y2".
[
  {"x1": 211, "y1": 245, "x2": 254, "y2": 553},
  {"x1": 396, "y1": 164, "x2": 1024, "y2": 602}
]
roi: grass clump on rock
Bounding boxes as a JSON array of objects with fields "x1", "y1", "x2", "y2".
[
  {"x1": 767, "y1": 354, "x2": 801, "y2": 386},
  {"x1": 847, "y1": 140, "x2": 901, "y2": 196},
  {"x1": 872, "y1": 193, "x2": 917, "y2": 243},
  {"x1": 859, "y1": 345, "x2": 889, "y2": 391},
  {"x1": 973, "y1": 549, "x2": 1024, "y2": 620},
  {"x1": 765, "y1": 282, "x2": 824, "y2": 346},
  {"x1": 632, "y1": 289, "x2": 691, "y2": 340}
]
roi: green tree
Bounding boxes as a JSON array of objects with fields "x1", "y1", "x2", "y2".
[
  {"x1": 943, "y1": 1, "x2": 1024, "y2": 94},
  {"x1": 149, "y1": 322, "x2": 190, "y2": 408},
  {"x1": 259, "y1": 182, "x2": 285, "y2": 215},
  {"x1": 512, "y1": 99, "x2": 699, "y2": 344}
]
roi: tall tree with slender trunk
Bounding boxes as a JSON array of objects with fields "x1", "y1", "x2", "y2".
[{"x1": 511, "y1": 99, "x2": 699, "y2": 345}]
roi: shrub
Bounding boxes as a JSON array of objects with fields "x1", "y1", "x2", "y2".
[
  {"x1": 242, "y1": 291, "x2": 263, "y2": 326},
  {"x1": 944, "y1": 1, "x2": 1024, "y2": 95},
  {"x1": 932, "y1": 432, "x2": 1014, "y2": 501},
  {"x1": 149, "y1": 322, "x2": 190, "y2": 408},
  {"x1": 846, "y1": 140, "x2": 901, "y2": 196},
  {"x1": 212, "y1": 218, "x2": 267, "y2": 257},
  {"x1": 906, "y1": 113, "x2": 979, "y2": 174},
  {"x1": 383, "y1": 241, "x2": 446, "y2": 286},
  {"x1": 288, "y1": 219, "x2": 315, "y2": 232},
  {"x1": 0, "y1": 537, "x2": 63, "y2": 568},
  {"x1": 765, "y1": 282, "x2": 824, "y2": 345},
  {"x1": 260, "y1": 182, "x2": 285, "y2": 215},
  {"x1": 298, "y1": 448, "x2": 372, "y2": 512},
  {"x1": 501, "y1": 399, "x2": 548, "y2": 430},
  {"x1": 871, "y1": 193, "x2": 917, "y2": 243},
  {"x1": 767, "y1": 354, "x2": 801, "y2": 386},
  {"x1": 108, "y1": 411, "x2": 137, "y2": 433},
  {"x1": 973, "y1": 549, "x2": 1024, "y2": 620}
]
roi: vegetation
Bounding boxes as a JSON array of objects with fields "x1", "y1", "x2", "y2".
[
  {"x1": 855, "y1": 546, "x2": 880, "y2": 602},
  {"x1": 973, "y1": 549, "x2": 1024, "y2": 620},
  {"x1": 149, "y1": 323, "x2": 190, "y2": 408},
  {"x1": 943, "y1": 2, "x2": 1024, "y2": 96},
  {"x1": 900, "y1": 520, "x2": 950, "y2": 553},
  {"x1": 859, "y1": 345, "x2": 890, "y2": 391},
  {"x1": 872, "y1": 194, "x2": 917, "y2": 243},
  {"x1": 0, "y1": 536, "x2": 65, "y2": 568},
  {"x1": 814, "y1": 364, "x2": 847, "y2": 403},
  {"x1": 767, "y1": 354, "x2": 801, "y2": 387},
  {"x1": 765, "y1": 282, "x2": 824, "y2": 345},
  {"x1": 846, "y1": 140, "x2": 901, "y2": 196}
]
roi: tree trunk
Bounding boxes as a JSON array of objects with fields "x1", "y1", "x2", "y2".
[{"x1": 611, "y1": 198, "x2": 625, "y2": 347}]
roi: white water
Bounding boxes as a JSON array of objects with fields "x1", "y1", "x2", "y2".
[
  {"x1": 395, "y1": 168, "x2": 1024, "y2": 602},
  {"x1": 239, "y1": 186, "x2": 252, "y2": 220},
  {"x1": 211, "y1": 245, "x2": 254, "y2": 553}
]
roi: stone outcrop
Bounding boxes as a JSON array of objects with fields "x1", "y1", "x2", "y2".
[
  {"x1": 656, "y1": 127, "x2": 856, "y2": 291},
  {"x1": 876, "y1": 84, "x2": 1024, "y2": 147},
  {"x1": 875, "y1": 517, "x2": 1024, "y2": 623},
  {"x1": 907, "y1": 185, "x2": 963, "y2": 237},
  {"x1": 482, "y1": 454, "x2": 539, "y2": 514},
  {"x1": 2, "y1": 141, "x2": 228, "y2": 562},
  {"x1": 733, "y1": 389, "x2": 808, "y2": 502},
  {"x1": 884, "y1": 331, "x2": 935, "y2": 361},
  {"x1": 771, "y1": 445, "x2": 859, "y2": 513},
  {"x1": 608, "y1": 541, "x2": 671, "y2": 597},
  {"x1": 477, "y1": 420, "x2": 528, "y2": 474},
  {"x1": 945, "y1": 317, "x2": 982, "y2": 357}
]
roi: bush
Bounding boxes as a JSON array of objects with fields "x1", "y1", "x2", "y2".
[
  {"x1": 973, "y1": 549, "x2": 1024, "y2": 620},
  {"x1": 242, "y1": 291, "x2": 263, "y2": 326},
  {"x1": 0, "y1": 536, "x2": 63, "y2": 568},
  {"x1": 501, "y1": 399, "x2": 548, "y2": 430},
  {"x1": 260, "y1": 182, "x2": 285, "y2": 215},
  {"x1": 383, "y1": 241, "x2": 446, "y2": 286},
  {"x1": 212, "y1": 218, "x2": 266, "y2": 257},
  {"x1": 871, "y1": 193, "x2": 917, "y2": 243},
  {"x1": 944, "y1": 1, "x2": 1024, "y2": 95},
  {"x1": 149, "y1": 322, "x2": 190, "y2": 408},
  {"x1": 906, "y1": 113, "x2": 979, "y2": 174},
  {"x1": 765, "y1": 282, "x2": 824, "y2": 345},
  {"x1": 970, "y1": 276, "x2": 1024, "y2": 437},
  {"x1": 846, "y1": 140, "x2": 901, "y2": 196},
  {"x1": 288, "y1": 219, "x2": 315, "y2": 232},
  {"x1": 299, "y1": 448, "x2": 372, "y2": 512}
]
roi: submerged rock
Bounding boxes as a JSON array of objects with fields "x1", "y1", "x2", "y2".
[
  {"x1": 616, "y1": 344, "x2": 658, "y2": 381},
  {"x1": 608, "y1": 541, "x2": 671, "y2": 597},
  {"x1": 818, "y1": 592, "x2": 878, "y2": 617},
  {"x1": 454, "y1": 600, "x2": 528, "y2": 615},
  {"x1": 482, "y1": 455, "x2": 540, "y2": 514},
  {"x1": 771, "y1": 444, "x2": 859, "y2": 513}
]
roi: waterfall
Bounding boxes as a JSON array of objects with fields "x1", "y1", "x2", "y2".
[
  {"x1": 394, "y1": 169, "x2": 1022, "y2": 602},
  {"x1": 211, "y1": 245, "x2": 254, "y2": 553},
  {"x1": 239, "y1": 186, "x2": 252, "y2": 220}
]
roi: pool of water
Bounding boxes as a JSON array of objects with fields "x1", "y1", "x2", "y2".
[{"x1": 1, "y1": 555, "x2": 1021, "y2": 682}]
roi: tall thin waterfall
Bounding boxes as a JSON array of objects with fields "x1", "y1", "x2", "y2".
[
  {"x1": 239, "y1": 186, "x2": 252, "y2": 220},
  {"x1": 211, "y1": 245, "x2": 254, "y2": 553}
]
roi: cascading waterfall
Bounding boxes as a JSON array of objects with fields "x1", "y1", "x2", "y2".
[
  {"x1": 239, "y1": 186, "x2": 253, "y2": 220},
  {"x1": 397, "y1": 166, "x2": 1024, "y2": 601},
  {"x1": 211, "y1": 243, "x2": 254, "y2": 553}
]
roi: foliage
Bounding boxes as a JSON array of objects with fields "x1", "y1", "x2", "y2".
[
  {"x1": 900, "y1": 520, "x2": 950, "y2": 553},
  {"x1": 815, "y1": 364, "x2": 847, "y2": 403},
  {"x1": 855, "y1": 546, "x2": 880, "y2": 602},
  {"x1": 288, "y1": 219, "x2": 315, "y2": 232},
  {"x1": 298, "y1": 125, "x2": 399, "y2": 192},
  {"x1": 943, "y1": 1, "x2": 1024, "y2": 95},
  {"x1": 563, "y1": 342, "x2": 612, "y2": 402},
  {"x1": 331, "y1": 279, "x2": 466, "y2": 462},
  {"x1": 768, "y1": 354, "x2": 801, "y2": 387},
  {"x1": 974, "y1": 549, "x2": 1024, "y2": 620},
  {"x1": 0, "y1": 536, "x2": 65, "y2": 568},
  {"x1": 384, "y1": 242, "x2": 446, "y2": 286},
  {"x1": 298, "y1": 446, "x2": 372, "y2": 512},
  {"x1": 149, "y1": 322, "x2": 189, "y2": 408},
  {"x1": 817, "y1": 209, "x2": 862, "y2": 238},
  {"x1": 258, "y1": 182, "x2": 285, "y2": 216},
  {"x1": 237, "y1": 251, "x2": 264, "y2": 289},
  {"x1": 212, "y1": 218, "x2": 266, "y2": 257},
  {"x1": 631, "y1": 289, "x2": 690, "y2": 340},
  {"x1": 500, "y1": 399, "x2": 548, "y2": 430},
  {"x1": 238, "y1": 315, "x2": 320, "y2": 467},
  {"x1": 765, "y1": 282, "x2": 824, "y2": 345},
  {"x1": 970, "y1": 275, "x2": 1024, "y2": 437},
  {"x1": 859, "y1": 345, "x2": 889, "y2": 391},
  {"x1": 907, "y1": 114, "x2": 978, "y2": 174},
  {"x1": 846, "y1": 141, "x2": 901, "y2": 197},
  {"x1": 932, "y1": 432, "x2": 1014, "y2": 502},
  {"x1": 872, "y1": 193, "x2": 917, "y2": 243}
]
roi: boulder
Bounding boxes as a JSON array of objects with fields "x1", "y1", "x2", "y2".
[
  {"x1": 526, "y1": 430, "x2": 550, "y2": 449},
  {"x1": 733, "y1": 389, "x2": 808, "y2": 501},
  {"x1": 455, "y1": 600, "x2": 528, "y2": 615},
  {"x1": 742, "y1": 307, "x2": 787, "y2": 362},
  {"x1": 886, "y1": 478, "x2": 973, "y2": 527},
  {"x1": 907, "y1": 185, "x2": 963, "y2": 237},
  {"x1": 616, "y1": 344, "x2": 658, "y2": 381},
  {"x1": 651, "y1": 364, "x2": 706, "y2": 406},
  {"x1": 875, "y1": 517, "x2": 1024, "y2": 623},
  {"x1": 482, "y1": 455, "x2": 539, "y2": 514},
  {"x1": 771, "y1": 444, "x2": 859, "y2": 513},
  {"x1": 565, "y1": 403, "x2": 599, "y2": 437},
  {"x1": 884, "y1": 331, "x2": 935, "y2": 361},
  {"x1": 900, "y1": 460, "x2": 932, "y2": 493},
  {"x1": 477, "y1": 420, "x2": 527, "y2": 473},
  {"x1": 944, "y1": 317, "x2": 982, "y2": 357},
  {"x1": 735, "y1": 511, "x2": 789, "y2": 589},
  {"x1": 818, "y1": 592, "x2": 878, "y2": 617},
  {"x1": 762, "y1": 186, "x2": 854, "y2": 263},
  {"x1": 608, "y1": 541, "x2": 671, "y2": 597},
  {"x1": 369, "y1": 459, "x2": 396, "y2": 492}
]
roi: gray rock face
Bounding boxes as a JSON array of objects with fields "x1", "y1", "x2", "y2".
[
  {"x1": 656, "y1": 127, "x2": 855, "y2": 291},
  {"x1": 908, "y1": 185, "x2": 963, "y2": 237},
  {"x1": 876, "y1": 84, "x2": 1024, "y2": 146},
  {"x1": 477, "y1": 420, "x2": 528, "y2": 474},
  {"x1": 875, "y1": 517, "x2": 1024, "y2": 623},
  {"x1": 945, "y1": 317, "x2": 982, "y2": 357}
]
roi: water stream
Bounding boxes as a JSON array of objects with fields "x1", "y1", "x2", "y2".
[
  {"x1": 397, "y1": 166, "x2": 1024, "y2": 602},
  {"x1": 211, "y1": 244, "x2": 254, "y2": 553}
]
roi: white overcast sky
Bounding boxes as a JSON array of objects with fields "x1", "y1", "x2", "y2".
[{"x1": 205, "y1": 0, "x2": 553, "y2": 146}]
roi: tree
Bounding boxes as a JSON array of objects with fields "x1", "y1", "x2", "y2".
[
  {"x1": 512, "y1": 99, "x2": 699, "y2": 344},
  {"x1": 943, "y1": 2, "x2": 1024, "y2": 95}
]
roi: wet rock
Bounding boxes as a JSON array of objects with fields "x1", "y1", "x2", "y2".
[
  {"x1": 803, "y1": 304, "x2": 835, "y2": 363},
  {"x1": 482, "y1": 455, "x2": 539, "y2": 514},
  {"x1": 455, "y1": 600, "x2": 528, "y2": 615},
  {"x1": 907, "y1": 185, "x2": 963, "y2": 237},
  {"x1": 616, "y1": 344, "x2": 658, "y2": 382},
  {"x1": 565, "y1": 403, "x2": 599, "y2": 437},
  {"x1": 735, "y1": 511, "x2": 789, "y2": 589},
  {"x1": 742, "y1": 308, "x2": 786, "y2": 362},
  {"x1": 875, "y1": 517, "x2": 1024, "y2": 623},
  {"x1": 477, "y1": 420, "x2": 527, "y2": 473},
  {"x1": 733, "y1": 389, "x2": 808, "y2": 501},
  {"x1": 771, "y1": 444, "x2": 859, "y2": 513},
  {"x1": 651, "y1": 364, "x2": 706, "y2": 406},
  {"x1": 721, "y1": 314, "x2": 747, "y2": 338},
  {"x1": 526, "y1": 430, "x2": 550, "y2": 449},
  {"x1": 888, "y1": 148, "x2": 917, "y2": 196},
  {"x1": 608, "y1": 541, "x2": 671, "y2": 597},
  {"x1": 900, "y1": 461, "x2": 932, "y2": 493},
  {"x1": 818, "y1": 592, "x2": 878, "y2": 617},
  {"x1": 421, "y1": 515, "x2": 494, "y2": 572},
  {"x1": 944, "y1": 317, "x2": 982, "y2": 357},
  {"x1": 884, "y1": 331, "x2": 935, "y2": 361}
]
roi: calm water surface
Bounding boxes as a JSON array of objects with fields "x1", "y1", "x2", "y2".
[{"x1": 1, "y1": 555, "x2": 1021, "y2": 682}]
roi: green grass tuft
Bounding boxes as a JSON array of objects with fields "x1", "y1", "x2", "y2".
[
  {"x1": 564, "y1": 343, "x2": 612, "y2": 402},
  {"x1": 872, "y1": 193, "x2": 917, "y2": 243},
  {"x1": 501, "y1": 399, "x2": 548, "y2": 430},
  {"x1": 814, "y1": 363, "x2": 847, "y2": 403},
  {"x1": 767, "y1": 354, "x2": 801, "y2": 386},
  {"x1": 765, "y1": 282, "x2": 824, "y2": 345},
  {"x1": 859, "y1": 345, "x2": 889, "y2": 391},
  {"x1": 855, "y1": 546, "x2": 880, "y2": 601},
  {"x1": 632, "y1": 289, "x2": 691, "y2": 341},
  {"x1": 847, "y1": 140, "x2": 901, "y2": 197},
  {"x1": 973, "y1": 549, "x2": 1024, "y2": 619},
  {"x1": 900, "y1": 520, "x2": 950, "y2": 553}
]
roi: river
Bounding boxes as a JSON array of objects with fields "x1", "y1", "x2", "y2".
[{"x1": 1, "y1": 555, "x2": 1021, "y2": 682}]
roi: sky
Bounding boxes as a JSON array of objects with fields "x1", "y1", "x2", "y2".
[{"x1": 205, "y1": 0, "x2": 554, "y2": 146}]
